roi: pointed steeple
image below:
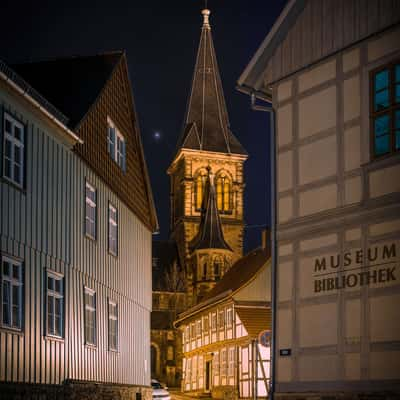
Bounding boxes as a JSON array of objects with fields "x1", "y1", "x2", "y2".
[
  {"x1": 190, "y1": 168, "x2": 232, "y2": 252},
  {"x1": 178, "y1": 9, "x2": 247, "y2": 156}
]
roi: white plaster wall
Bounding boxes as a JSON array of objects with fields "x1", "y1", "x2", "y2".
[
  {"x1": 370, "y1": 294, "x2": 400, "y2": 342},
  {"x1": 278, "y1": 261, "x2": 293, "y2": 302},
  {"x1": 369, "y1": 164, "x2": 400, "y2": 198},
  {"x1": 343, "y1": 75, "x2": 360, "y2": 122},
  {"x1": 278, "y1": 150, "x2": 293, "y2": 192},
  {"x1": 343, "y1": 48, "x2": 360, "y2": 73},
  {"x1": 277, "y1": 104, "x2": 293, "y2": 147},
  {"x1": 298, "y1": 60, "x2": 336, "y2": 93},
  {"x1": 298, "y1": 355, "x2": 338, "y2": 381},
  {"x1": 299, "y1": 183, "x2": 338, "y2": 216},
  {"x1": 299, "y1": 135, "x2": 337, "y2": 185},
  {"x1": 344, "y1": 126, "x2": 361, "y2": 171}
]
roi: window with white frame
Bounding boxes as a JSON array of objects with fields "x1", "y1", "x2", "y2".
[
  {"x1": 107, "y1": 117, "x2": 126, "y2": 171},
  {"x1": 84, "y1": 287, "x2": 96, "y2": 345},
  {"x1": 108, "y1": 300, "x2": 118, "y2": 350},
  {"x1": 226, "y1": 307, "x2": 233, "y2": 328},
  {"x1": 211, "y1": 312, "x2": 217, "y2": 331},
  {"x1": 46, "y1": 272, "x2": 64, "y2": 337},
  {"x1": 85, "y1": 181, "x2": 97, "y2": 239},
  {"x1": 218, "y1": 309, "x2": 225, "y2": 329},
  {"x1": 108, "y1": 203, "x2": 118, "y2": 255},
  {"x1": 3, "y1": 112, "x2": 24, "y2": 187},
  {"x1": 1, "y1": 257, "x2": 23, "y2": 330},
  {"x1": 220, "y1": 349, "x2": 227, "y2": 377},
  {"x1": 228, "y1": 347, "x2": 235, "y2": 377},
  {"x1": 203, "y1": 315, "x2": 209, "y2": 334},
  {"x1": 196, "y1": 319, "x2": 202, "y2": 338}
]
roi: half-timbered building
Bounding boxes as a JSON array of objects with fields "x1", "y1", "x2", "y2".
[
  {"x1": 0, "y1": 52, "x2": 157, "y2": 399},
  {"x1": 175, "y1": 241, "x2": 271, "y2": 399},
  {"x1": 238, "y1": 1, "x2": 400, "y2": 399}
]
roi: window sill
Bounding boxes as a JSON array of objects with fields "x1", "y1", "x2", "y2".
[
  {"x1": 108, "y1": 348, "x2": 120, "y2": 354},
  {"x1": 85, "y1": 343, "x2": 97, "y2": 350},
  {"x1": 1, "y1": 177, "x2": 26, "y2": 194},
  {"x1": 0, "y1": 326, "x2": 24, "y2": 336},
  {"x1": 108, "y1": 250, "x2": 118, "y2": 258},
  {"x1": 363, "y1": 151, "x2": 400, "y2": 172},
  {"x1": 85, "y1": 233, "x2": 97, "y2": 243},
  {"x1": 44, "y1": 334, "x2": 65, "y2": 343}
]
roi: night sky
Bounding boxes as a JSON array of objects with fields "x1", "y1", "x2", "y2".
[{"x1": 1, "y1": 0, "x2": 287, "y2": 252}]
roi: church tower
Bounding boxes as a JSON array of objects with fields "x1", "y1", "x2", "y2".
[{"x1": 168, "y1": 8, "x2": 247, "y2": 305}]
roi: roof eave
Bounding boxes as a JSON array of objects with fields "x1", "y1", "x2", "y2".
[{"x1": 237, "y1": 0, "x2": 306, "y2": 92}]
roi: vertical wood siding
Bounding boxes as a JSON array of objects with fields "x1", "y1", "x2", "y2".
[
  {"x1": 0, "y1": 84, "x2": 152, "y2": 386},
  {"x1": 265, "y1": 0, "x2": 400, "y2": 84}
]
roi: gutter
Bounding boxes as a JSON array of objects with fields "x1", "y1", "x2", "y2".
[
  {"x1": 238, "y1": 91, "x2": 277, "y2": 400},
  {"x1": 0, "y1": 65, "x2": 83, "y2": 145}
]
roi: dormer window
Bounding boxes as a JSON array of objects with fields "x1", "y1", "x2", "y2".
[{"x1": 107, "y1": 117, "x2": 126, "y2": 171}]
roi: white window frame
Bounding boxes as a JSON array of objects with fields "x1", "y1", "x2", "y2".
[
  {"x1": 107, "y1": 117, "x2": 126, "y2": 171},
  {"x1": 211, "y1": 312, "x2": 217, "y2": 331},
  {"x1": 46, "y1": 270, "x2": 64, "y2": 338},
  {"x1": 1, "y1": 256, "x2": 23, "y2": 330},
  {"x1": 218, "y1": 309, "x2": 225, "y2": 330},
  {"x1": 108, "y1": 300, "x2": 118, "y2": 351},
  {"x1": 84, "y1": 287, "x2": 96, "y2": 346},
  {"x1": 228, "y1": 347, "x2": 235, "y2": 377},
  {"x1": 196, "y1": 319, "x2": 202, "y2": 338},
  {"x1": 226, "y1": 307, "x2": 233, "y2": 328},
  {"x1": 108, "y1": 203, "x2": 118, "y2": 256},
  {"x1": 85, "y1": 181, "x2": 97, "y2": 240},
  {"x1": 3, "y1": 112, "x2": 25, "y2": 188}
]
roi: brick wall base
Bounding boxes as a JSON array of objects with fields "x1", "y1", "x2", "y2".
[{"x1": 0, "y1": 380, "x2": 152, "y2": 400}]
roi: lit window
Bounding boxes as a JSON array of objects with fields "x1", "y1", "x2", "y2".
[
  {"x1": 107, "y1": 117, "x2": 126, "y2": 171},
  {"x1": 185, "y1": 325, "x2": 190, "y2": 343},
  {"x1": 108, "y1": 300, "x2": 118, "y2": 351},
  {"x1": 1, "y1": 257, "x2": 23, "y2": 330},
  {"x1": 216, "y1": 173, "x2": 232, "y2": 213},
  {"x1": 213, "y1": 352, "x2": 219, "y2": 378},
  {"x1": 3, "y1": 113, "x2": 24, "y2": 187},
  {"x1": 220, "y1": 349, "x2": 227, "y2": 377},
  {"x1": 218, "y1": 309, "x2": 225, "y2": 329},
  {"x1": 195, "y1": 171, "x2": 208, "y2": 210},
  {"x1": 85, "y1": 181, "x2": 97, "y2": 239},
  {"x1": 84, "y1": 288, "x2": 96, "y2": 345},
  {"x1": 213, "y1": 256, "x2": 223, "y2": 281},
  {"x1": 46, "y1": 272, "x2": 64, "y2": 337},
  {"x1": 226, "y1": 308, "x2": 233, "y2": 327},
  {"x1": 167, "y1": 345, "x2": 174, "y2": 361},
  {"x1": 196, "y1": 320, "x2": 202, "y2": 337},
  {"x1": 228, "y1": 347, "x2": 235, "y2": 377},
  {"x1": 203, "y1": 315, "x2": 209, "y2": 333},
  {"x1": 108, "y1": 203, "x2": 118, "y2": 256},
  {"x1": 211, "y1": 313, "x2": 217, "y2": 331},
  {"x1": 370, "y1": 61, "x2": 400, "y2": 158}
]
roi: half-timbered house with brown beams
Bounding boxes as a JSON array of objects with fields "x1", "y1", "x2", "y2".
[{"x1": 0, "y1": 51, "x2": 157, "y2": 399}]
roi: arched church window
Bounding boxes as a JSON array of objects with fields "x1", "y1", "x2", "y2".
[
  {"x1": 216, "y1": 173, "x2": 232, "y2": 213},
  {"x1": 213, "y1": 256, "x2": 223, "y2": 281},
  {"x1": 195, "y1": 170, "x2": 208, "y2": 210}
]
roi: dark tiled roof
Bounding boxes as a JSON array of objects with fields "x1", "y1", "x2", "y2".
[
  {"x1": 151, "y1": 310, "x2": 174, "y2": 330},
  {"x1": 236, "y1": 307, "x2": 271, "y2": 338},
  {"x1": 190, "y1": 171, "x2": 231, "y2": 252},
  {"x1": 201, "y1": 247, "x2": 270, "y2": 302},
  {"x1": 11, "y1": 52, "x2": 122, "y2": 128},
  {"x1": 152, "y1": 240, "x2": 184, "y2": 292},
  {"x1": 177, "y1": 11, "x2": 247, "y2": 156}
]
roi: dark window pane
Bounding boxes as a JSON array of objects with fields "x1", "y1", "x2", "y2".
[
  {"x1": 5, "y1": 119, "x2": 11, "y2": 133},
  {"x1": 5, "y1": 139, "x2": 12, "y2": 158},
  {"x1": 374, "y1": 89, "x2": 389, "y2": 111},
  {"x1": 375, "y1": 134, "x2": 390, "y2": 156},
  {"x1": 14, "y1": 165, "x2": 20, "y2": 184},
  {"x1": 14, "y1": 126, "x2": 21, "y2": 141},
  {"x1": 396, "y1": 64, "x2": 400, "y2": 83},
  {"x1": 14, "y1": 146, "x2": 21, "y2": 164},
  {"x1": 396, "y1": 111, "x2": 400, "y2": 150},
  {"x1": 12, "y1": 264, "x2": 19, "y2": 280},
  {"x1": 3, "y1": 261, "x2": 10, "y2": 277},
  {"x1": 375, "y1": 69, "x2": 389, "y2": 91},
  {"x1": 4, "y1": 160, "x2": 11, "y2": 179},
  {"x1": 375, "y1": 115, "x2": 390, "y2": 137},
  {"x1": 48, "y1": 277, "x2": 54, "y2": 290},
  {"x1": 55, "y1": 279, "x2": 61, "y2": 294},
  {"x1": 12, "y1": 305, "x2": 19, "y2": 328},
  {"x1": 2, "y1": 281, "x2": 10, "y2": 325},
  {"x1": 396, "y1": 84, "x2": 400, "y2": 104},
  {"x1": 12, "y1": 285, "x2": 20, "y2": 307}
]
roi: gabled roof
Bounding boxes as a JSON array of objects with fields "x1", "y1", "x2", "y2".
[
  {"x1": 236, "y1": 307, "x2": 271, "y2": 338},
  {"x1": 12, "y1": 52, "x2": 123, "y2": 129},
  {"x1": 190, "y1": 169, "x2": 232, "y2": 252},
  {"x1": 176, "y1": 9, "x2": 247, "y2": 156}
]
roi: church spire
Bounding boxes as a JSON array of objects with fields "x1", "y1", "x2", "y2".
[
  {"x1": 190, "y1": 167, "x2": 232, "y2": 252},
  {"x1": 177, "y1": 8, "x2": 247, "y2": 156}
]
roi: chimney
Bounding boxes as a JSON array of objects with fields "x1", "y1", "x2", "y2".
[{"x1": 261, "y1": 229, "x2": 270, "y2": 254}]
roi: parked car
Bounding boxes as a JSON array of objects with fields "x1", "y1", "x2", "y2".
[{"x1": 151, "y1": 379, "x2": 171, "y2": 400}]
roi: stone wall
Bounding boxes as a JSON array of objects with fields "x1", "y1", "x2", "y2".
[{"x1": 0, "y1": 381, "x2": 152, "y2": 400}]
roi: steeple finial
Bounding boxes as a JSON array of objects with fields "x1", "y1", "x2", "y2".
[{"x1": 202, "y1": 8, "x2": 210, "y2": 28}]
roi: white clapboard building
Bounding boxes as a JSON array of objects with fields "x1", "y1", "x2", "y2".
[{"x1": 0, "y1": 53, "x2": 157, "y2": 399}]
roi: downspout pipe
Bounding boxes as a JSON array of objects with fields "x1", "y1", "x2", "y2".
[{"x1": 250, "y1": 93, "x2": 276, "y2": 400}]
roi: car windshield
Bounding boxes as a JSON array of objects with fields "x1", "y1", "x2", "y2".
[{"x1": 152, "y1": 382, "x2": 163, "y2": 389}]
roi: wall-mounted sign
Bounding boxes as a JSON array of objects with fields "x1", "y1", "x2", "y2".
[
  {"x1": 279, "y1": 348, "x2": 291, "y2": 357},
  {"x1": 312, "y1": 242, "x2": 398, "y2": 294},
  {"x1": 258, "y1": 330, "x2": 271, "y2": 347}
]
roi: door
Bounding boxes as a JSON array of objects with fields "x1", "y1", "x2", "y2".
[{"x1": 205, "y1": 361, "x2": 212, "y2": 391}]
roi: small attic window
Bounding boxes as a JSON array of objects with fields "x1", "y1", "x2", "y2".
[{"x1": 107, "y1": 117, "x2": 126, "y2": 172}]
